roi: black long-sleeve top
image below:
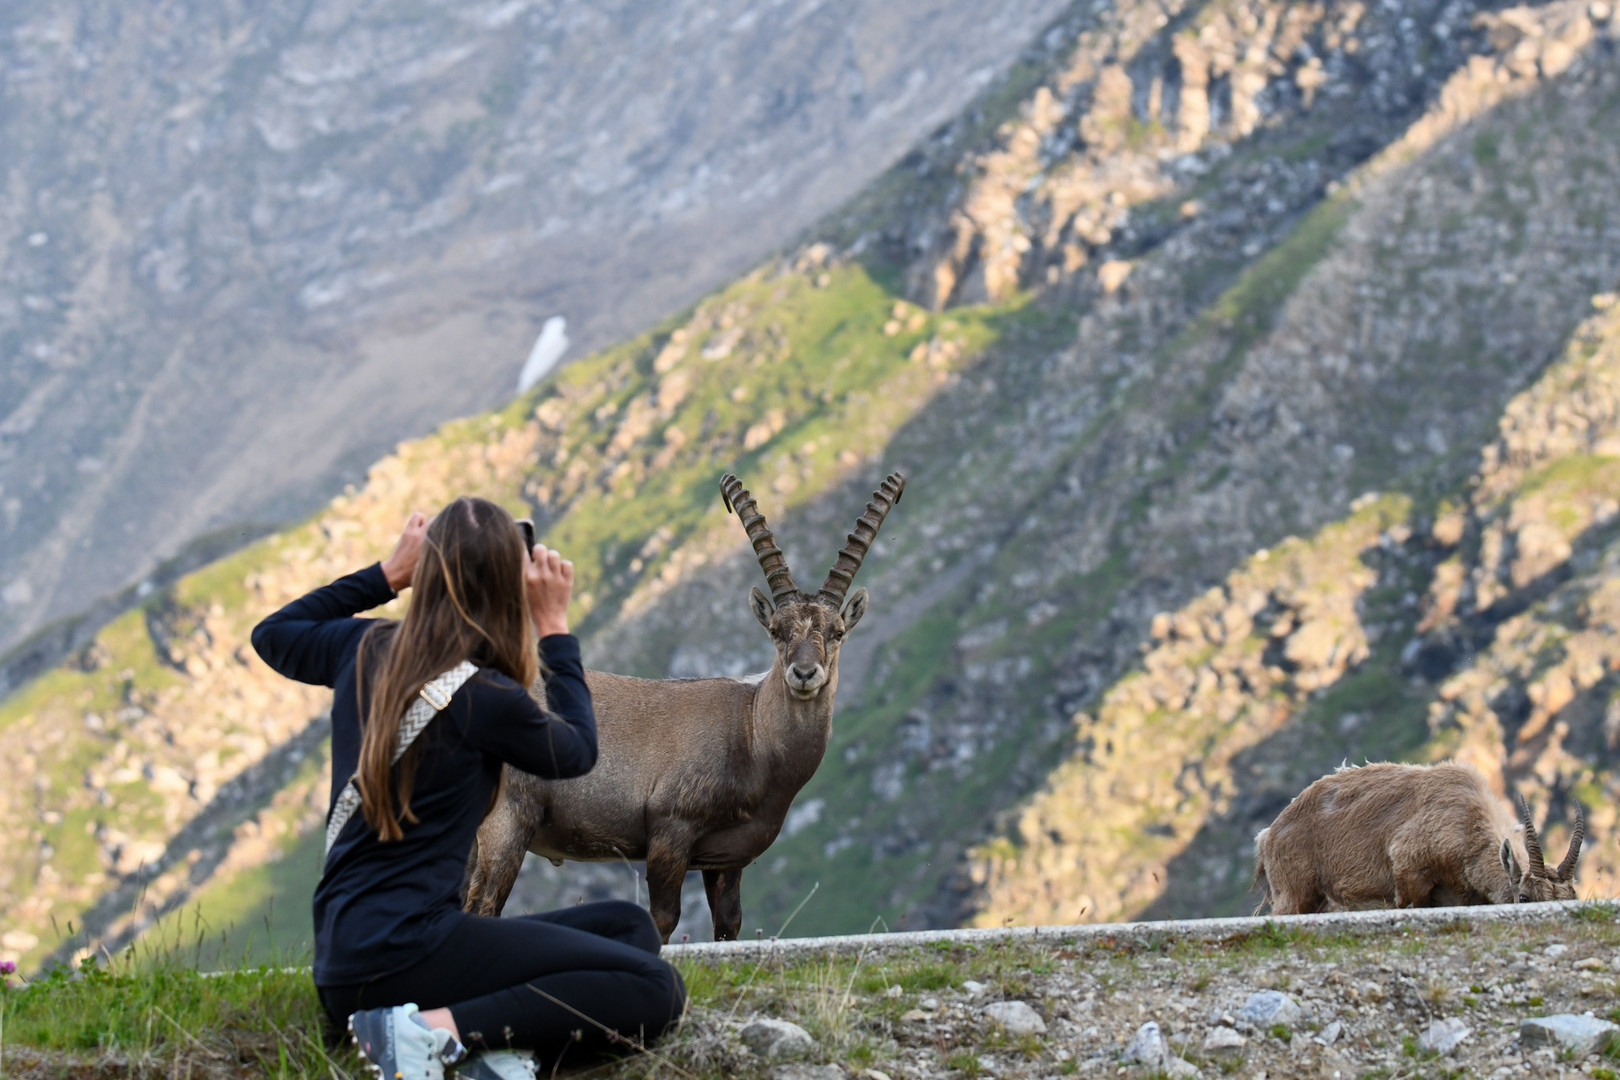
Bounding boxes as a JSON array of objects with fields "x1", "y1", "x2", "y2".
[{"x1": 251, "y1": 563, "x2": 597, "y2": 985}]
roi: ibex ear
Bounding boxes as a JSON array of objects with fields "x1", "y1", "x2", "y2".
[
  {"x1": 749, "y1": 586, "x2": 774, "y2": 631},
  {"x1": 841, "y1": 588, "x2": 869, "y2": 633},
  {"x1": 1501, "y1": 838, "x2": 1523, "y2": 885}
]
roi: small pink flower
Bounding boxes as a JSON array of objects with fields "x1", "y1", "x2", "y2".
[{"x1": 0, "y1": 959, "x2": 15, "y2": 976}]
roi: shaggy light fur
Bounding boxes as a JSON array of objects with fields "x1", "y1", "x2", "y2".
[{"x1": 1253, "y1": 761, "x2": 1582, "y2": 914}]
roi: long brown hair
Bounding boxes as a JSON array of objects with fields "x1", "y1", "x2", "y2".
[{"x1": 355, "y1": 496, "x2": 536, "y2": 841}]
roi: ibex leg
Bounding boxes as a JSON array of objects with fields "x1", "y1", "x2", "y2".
[
  {"x1": 702, "y1": 868, "x2": 744, "y2": 942},
  {"x1": 1266, "y1": 882, "x2": 1326, "y2": 915},
  {"x1": 1390, "y1": 839, "x2": 1438, "y2": 907},
  {"x1": 645, "y1": 830, "x2": 692, "y2": 943},
  {"x1": 1392, "y1": 867, "x2": 1437, "y2": 908},
  {"x1": 464, "y1": 803, "x2": 530, "y2": 917}
]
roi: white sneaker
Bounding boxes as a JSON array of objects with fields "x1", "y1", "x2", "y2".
[
  {"x1": 348, "y1": 1003, "x2": 463, "y2": 1080},
  {"x1": 454, "y1": 1050, "x2": 538, "y2": 1080}
]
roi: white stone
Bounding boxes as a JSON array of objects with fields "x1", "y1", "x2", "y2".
[
  {"x1": 1520, "y1": 1014, "x2": 1619, "y2": 1056},
  {"x1": 0, "y1": 930, "x2": 38, "y2": 952},
  {"x1": 982, "y1": 1000, "x2": 1046, "y2": 1035},
  {"x1": 962, "y1": 980, "x2": 988, "y2": 996},
  {"x1": 1545, "y1": 943, "x2": 1570, "y2": 958},
  {"x1": 740, "y1": 1018, "x2": 817, "y2": 1059},
  {"x1": 1236, "y1": 990, "x2": 1303, "y2": 1030},
  {"x1": 1124, "y1": 1021, "x2": 1172, "y2": 1067},
  {"x1": 771, "y1": 1067, "x2": 843, "y2": 1080},
  {"x1": 1316, "y1": 1020, "x2": 1343, "y2": 1046},
  {"x1": 1418, "y1": 1017, "x2": 1472, "y2": 1055},
  {"x1": 1202, "y1": 1025, "x2": 1248, "y2": 1055}
]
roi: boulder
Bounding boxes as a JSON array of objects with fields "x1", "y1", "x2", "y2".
[
  {"x1": 771, "y1": 1062, "x2": 848, "y2": 1080},
  {"x1": 1520, "y1": 1014, "x2": 1619, "y2": 1056},
  {"x1": 1418, "y1": 1017, "x2": 1471, "y2": 1056},
  {"x1": 981, "y1": 1001, "x2": 1046, "y2": 1035},
  {"x1": 771, "y1": 1067, "x2": 843, "y2": 1080},
  {"x1": 1123, "y1": 1021, "x2": 1199, "y2": 1074},
  {"x1": 1201, "y1": 1025, "x2": 1247, "y2": 1056},
  {"x1": 741, "y1": 1018, "x2": 817, "y2": 1059},
  {"x1": 1235, "y1": 990, "x2": 1304, "y2": 1031},
  {"x1": 1124, "y1": 1021, "x2": 1172, "y2": 1067}
]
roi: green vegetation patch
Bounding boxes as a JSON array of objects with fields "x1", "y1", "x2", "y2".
[
  {"x1": 12, "y1": 913, "x2": 1620, "y2": 1079},
  {"x1": 2, "y1": 959, "x2": 332, "y2": 1077}
]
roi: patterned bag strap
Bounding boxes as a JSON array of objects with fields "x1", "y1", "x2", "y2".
[{"x1": 323, "y1": 660, "x2": 479, "y2": 865}]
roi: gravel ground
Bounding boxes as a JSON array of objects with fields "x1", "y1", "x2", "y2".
[
  {"x1": 9, "y1": 905, "x2": 1620, "y2": 1078},
  {"x1": 643, "y1": 904, "x2": 1620, "y2": 1080}
]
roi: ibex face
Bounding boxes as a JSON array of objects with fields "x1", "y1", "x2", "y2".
[
  {"x1": 1501, "y1": 798, "x2": 1585, "y2": 902},
  {"x1": 749, "y1": 590, "x2": 867, "y2": 699},
  {"x1": 721, "y1": 470, "x2": 904, "y2": 701}
]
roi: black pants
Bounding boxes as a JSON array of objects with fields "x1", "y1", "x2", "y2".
[{"x1": 318, "y1": 901, "x2": 685, "y2": 1059}]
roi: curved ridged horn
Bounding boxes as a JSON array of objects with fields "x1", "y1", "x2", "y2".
[
  {"x1": 1519, "y1": 796, "x2": 1547, "y2": 877},
  {"x1": 1557, "y1": 803, "x2": 1586, "y2": 881},
  {"x1": 720, "y1": 474, "x2": 799, "y2": 605},
  {"x1": 818, "y1": 471, "x2": 906, "y2": 607}
]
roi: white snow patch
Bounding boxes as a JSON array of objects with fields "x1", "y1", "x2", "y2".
[{"x1": 518, "y1": 316, "x2": 569, "y2": 392}]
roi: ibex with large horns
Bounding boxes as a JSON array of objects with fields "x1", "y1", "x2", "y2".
[
  {"x1": 464, "y1": 471, "x2": 906, "y2": 941},
  {"x1": 1253, "y1": 761, "x2": 1584, "y2": 914}
]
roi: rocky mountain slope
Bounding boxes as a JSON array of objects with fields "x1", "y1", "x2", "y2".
[
  {"x1": 0, "y1": 0, "x2": 1071, "y2": 666},
  {"x1": 4, "y1": 0, "x2": 1620, "y2": 971}
]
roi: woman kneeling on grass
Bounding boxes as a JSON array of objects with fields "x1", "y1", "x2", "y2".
[{"x1": 252, "y1": 497, "x2": 684, "y2": 1080}]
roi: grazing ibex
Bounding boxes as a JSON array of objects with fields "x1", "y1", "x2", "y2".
[
  {"x1": 1253, "y1": 761, "x2": 1584, "y2": 914},
  {"x1": 464, "y1": 471, "x2": 906, "y2": 941}
]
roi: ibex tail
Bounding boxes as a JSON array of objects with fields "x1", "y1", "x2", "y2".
[{"x1": 1251, "y1": 826, "x2": 1273, "y2": 916}]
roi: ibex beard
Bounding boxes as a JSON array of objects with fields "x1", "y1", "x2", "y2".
[{"x1": 464, "y1": 470, "x2": 905, "y2": 942}]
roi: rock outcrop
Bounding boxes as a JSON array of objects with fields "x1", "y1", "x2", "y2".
[
  {"x1": 5, "y1": 0, "x2": 1620, "y2": 967},
  {"x1": 0, "y1": 0, "x2": 1075, "y2": 664}
]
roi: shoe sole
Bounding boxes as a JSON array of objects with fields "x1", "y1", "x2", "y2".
[{"x1": 348, "y1": 1011, "x2": 391, "y2": 1080}]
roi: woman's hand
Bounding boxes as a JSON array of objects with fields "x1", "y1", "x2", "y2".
[
  {"x1": 525, "y1": 544, "x2": 574, "y2": 637},
  {"x1": 380, "y1": 512, "x2": 430, "y2": 592}
]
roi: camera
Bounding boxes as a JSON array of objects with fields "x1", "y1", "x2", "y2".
[{"x1": 516, "y1": 518, "x2": 536, "y2": 553}]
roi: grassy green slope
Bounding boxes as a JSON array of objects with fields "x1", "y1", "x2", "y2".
[
  {"x1": 0, "y1": 243, "x2": 1049, "y2": 967},
  {"x1": 9, "y1": 0, "x2": 1620, "y2": 973},
  {"x1": 975, "y1": 296, "x2": 1620, "y2": 926}
]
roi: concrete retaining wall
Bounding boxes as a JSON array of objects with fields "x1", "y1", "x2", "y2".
[{"x1": 662, "y1": 899, "x2": 1614, "y2": 961}]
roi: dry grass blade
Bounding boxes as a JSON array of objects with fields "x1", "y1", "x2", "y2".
[
  {"x1": 151, "y1": 1008, "x2": 221, "y2": 1060},
  {"x1": 521, "y1": 985, "x2": 697, "y2": 1080},
  {"x1": 271, "y1": 1019, "x2": 355, "y2": 1080}
]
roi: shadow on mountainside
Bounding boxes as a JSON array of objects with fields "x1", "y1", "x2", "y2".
[
  {"x1": 22, "y1": 0, "x2": 1620, "y2": 960},
  {"x1": 944, "y1": 22, "x2": 1620, "y2": 931},
  {"x1": 587, "y1": 9, "x2": 1620, "y2": 937},
  {"x1": 1138, "y1": 496, "x2": 1617, "y2": 921},
  {"x1": 39, "y1": 714, "x2": 330, "y2": 971}
]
